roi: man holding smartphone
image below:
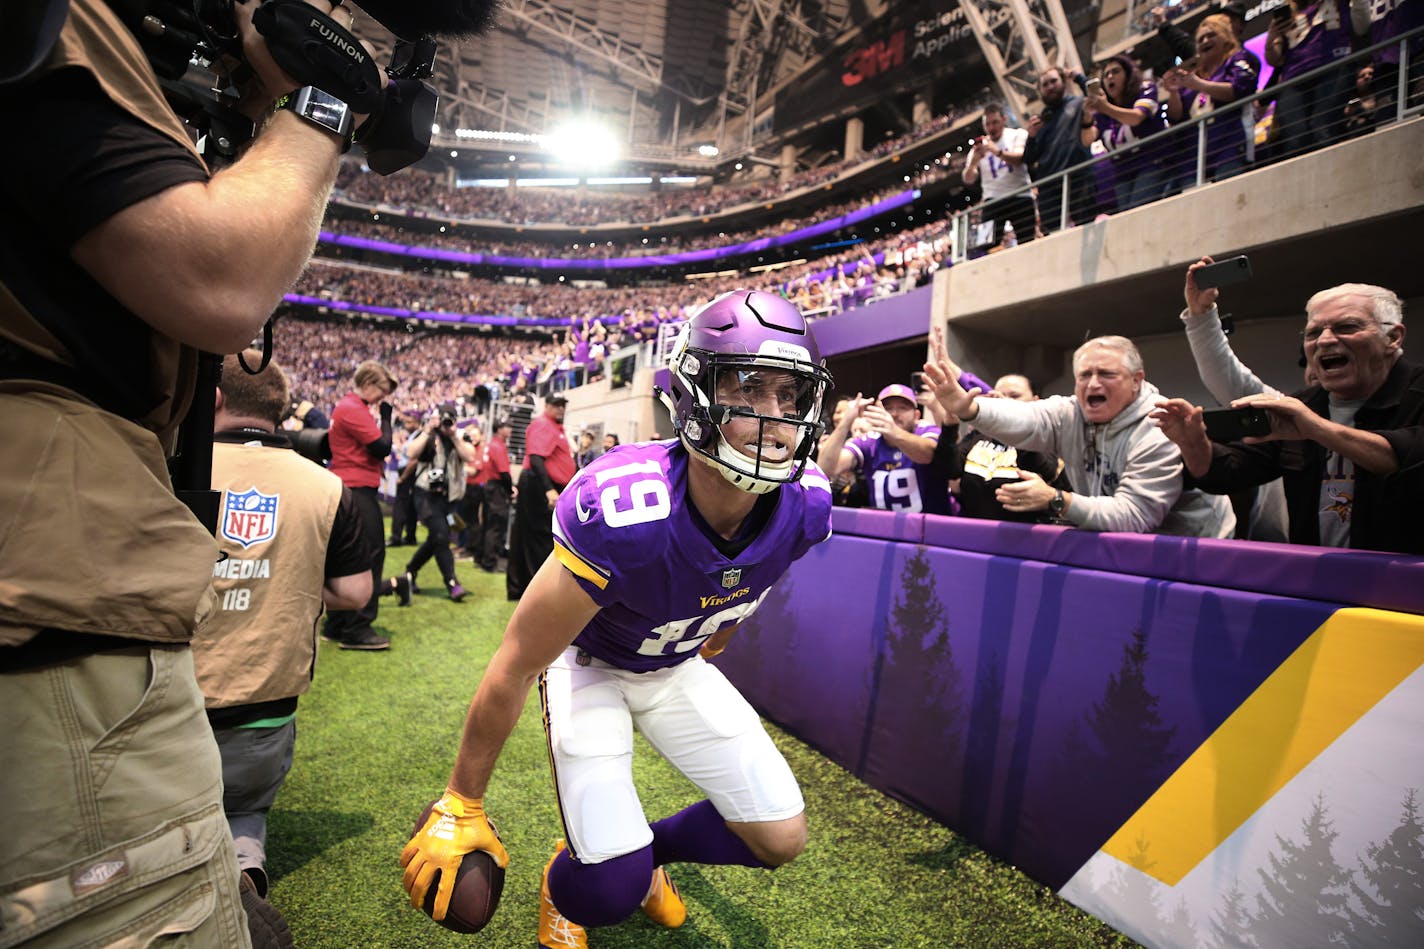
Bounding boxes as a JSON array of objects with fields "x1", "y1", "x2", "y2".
[
  {"x1": 1153, "y1": 280, "x2": 1424, "y2": 554},
  {"x1": 1164, "y1": 255, "x2": 1290, "y2": 541},
  {"x1": 1023, "y1": 67, "x2": 1094, "y2": 233},
  {"x1": 961, "y1": 103, "x2": 1035, "y2": 251}
]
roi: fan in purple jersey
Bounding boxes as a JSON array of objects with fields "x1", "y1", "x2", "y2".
[
  {"x1": 400, "y1": 289, "x2": 835, "y2": 949},
  {"x1": 818, "y1": 381, "x2": 960, "y2": 515}
]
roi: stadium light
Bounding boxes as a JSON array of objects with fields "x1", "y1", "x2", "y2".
[
  {"x1": 545, "y1": 120, "x2": 622, "y2": 168},
  {"x1": 697, "y1": 144, "x2": 719, "y2": 157}
]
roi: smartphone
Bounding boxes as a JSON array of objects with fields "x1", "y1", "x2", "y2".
[
  {"x1": 911, "y1": 371, "x2": 928, "y2": 391},
  {"x1": 1084, "y1": 77, "x2": 1102, "y2": 95},
  {"x1": 1202, "y1": 406, "x2": 1273, "y2": 441},
  {"x1": 1272, "y1": 4, "x2": 1293, "y2": 21},
  {"x1": 1194, "y1": 255, "x2": 1253, "y2": 290},
  {"x1": 1176, "y1": 56, "x2": 1198, "y2": 73}
]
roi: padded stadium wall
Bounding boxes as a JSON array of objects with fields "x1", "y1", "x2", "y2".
[{"x1": 713, "y1": 511, "x2": 1424, "y2": 948}]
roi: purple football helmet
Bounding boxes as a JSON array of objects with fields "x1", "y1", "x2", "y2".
[{"x1": 663, "y1": 290, "x2": 832, "y2": 493}]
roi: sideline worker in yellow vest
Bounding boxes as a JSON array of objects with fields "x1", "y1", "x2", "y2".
[{"x1": 194, "y1": 352, "x2": 372, "y2": 940}]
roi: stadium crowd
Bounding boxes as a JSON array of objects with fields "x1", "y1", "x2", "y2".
[
  {"x1": 324, "y1": 156, "x2": 951, "y2": 262},
  {"x1": 291, "y1": 212, "x2": 948, "y2": 332},
  {"x1": 331, "y1": 107, "x2": 967, "y2": 226}
]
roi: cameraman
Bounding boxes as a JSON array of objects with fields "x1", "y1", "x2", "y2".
[
  {"x1": 0, "y1": 0, "x2": 371, "y2": 944},
  {"x1": 197, "y1": 352, "x2": 371, "y2": 941},
  {"x1": 400, "y1": 406, "x2": 477, "y2": 601}
]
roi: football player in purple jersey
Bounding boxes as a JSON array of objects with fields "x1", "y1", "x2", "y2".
[{"x1": 401, "y1": 290, "x2": 835, "y2": 947}]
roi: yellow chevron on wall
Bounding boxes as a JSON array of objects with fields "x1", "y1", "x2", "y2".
[{"x1": 1101, "y1": 607, "x2": 1424, "y2": 885}]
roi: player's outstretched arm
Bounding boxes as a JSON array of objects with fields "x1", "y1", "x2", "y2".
[{"x1": 401, "y1": 555, "x2": 599, "y2": 918}]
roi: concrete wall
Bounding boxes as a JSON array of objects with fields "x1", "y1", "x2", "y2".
[{"x1": 562, "y1": 364, "x2": 661, "y2": 445}]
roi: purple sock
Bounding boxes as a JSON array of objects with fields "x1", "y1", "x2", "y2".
[
  {"x1": 547, "y1": 845, "x2": 653, "y2": 928},
  {"x1": 649, "y1": 799, "x2": 769, "y2": 869}
]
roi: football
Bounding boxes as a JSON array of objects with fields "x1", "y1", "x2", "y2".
[{"x1": 411, "y1": 802, "x2": 506, "y2": 933}]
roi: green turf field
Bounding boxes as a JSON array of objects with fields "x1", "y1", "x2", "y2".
[{"x1": 268, "y1": 552, "x2": 1139, "y2": 948}]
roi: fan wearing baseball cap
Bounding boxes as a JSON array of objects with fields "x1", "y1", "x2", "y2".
[{"x1": 817, "y1": 381, "x2": 956, "y2": 514}]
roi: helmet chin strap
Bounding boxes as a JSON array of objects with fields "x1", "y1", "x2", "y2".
[
  {"x1": 704, "y1": 413, "x2": 802, "y2": 494},
  {"x1": 711, "y1": 437, "x2": 792, "y2": 494}
]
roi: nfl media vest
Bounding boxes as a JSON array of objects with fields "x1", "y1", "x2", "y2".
[
  {"x1": 193, "y1": 440, "x2": 343, "y2": 708},
  {"x1": 0, "y1": 0, "x2": 216, "y2": 649}
]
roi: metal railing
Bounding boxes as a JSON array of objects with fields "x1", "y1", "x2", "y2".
[{"x1": 953, "y1": 27, "x2": 1422, "y2": 260}]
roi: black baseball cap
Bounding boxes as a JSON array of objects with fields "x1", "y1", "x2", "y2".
[
  {"x1": 546, "y1": 394, "x2": 569, "y2": 406},
  {"x1": 1217, "y1": 0, "x2": 1247, "y2": 21}
]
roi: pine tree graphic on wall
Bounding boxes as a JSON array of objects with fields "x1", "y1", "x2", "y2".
[
  {"x1": 1251, "y1": 794, "x2": 1352, "y2": 947},
  {"x1": 1349, "y1": 787, "x2": 1424, "y2": 940},
  {"x1": 1045, "y1": 629, "x2": 1178, "y2": 885},
  {"x1": 872, "y1": 547, "x2": 964, "y2": 805},
  {"x1": 727, "y1": 575, "x2": 795, "y2": 705},
  {"x1": 1206, "y1": 882, "x2": 1258, "y2": 949}
]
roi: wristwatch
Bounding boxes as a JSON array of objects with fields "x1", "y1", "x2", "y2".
[
  {"x1": 280, "y1": 86, "x2": 354, "y2": 147},
  {"x1": 1048, "y1": 489, "x2": 1067, "y2": 516}
]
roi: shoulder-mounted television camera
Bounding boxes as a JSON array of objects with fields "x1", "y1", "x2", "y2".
[{"x1": 112, "y1": 0, "x2": 444, "y2": 173}]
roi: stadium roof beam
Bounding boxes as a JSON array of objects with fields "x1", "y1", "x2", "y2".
[
  {"x1": 495, "y1": 0, "x2": 715, "y2": 106},
  {"x1": 959, "y1": 0, "x2": 1083, "y2": 121},
  {"x1": 715, "y1": 0, "x2": 843, "y2": 149},
  {"x1": 442, "y1": 82, "x2": 548, "y2": 136}
]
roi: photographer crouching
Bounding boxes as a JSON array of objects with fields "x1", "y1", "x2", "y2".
[
  {"x1": 0, "y1": 0, "x2": 496, "y2": 943},
  {"x1": 398, "y1": 405, "x2": 477, "y2": 602}
]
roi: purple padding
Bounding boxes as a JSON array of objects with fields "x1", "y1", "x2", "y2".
[
  {"x1": 717, "y1": 535, "x2": 1340, "y2": 890},
  {"x1": 826, "y1": 511, "x2": 1424, "y2": 616},
  {"x1": 828, "y1": 507, "x2": 925, "y2": 545}
]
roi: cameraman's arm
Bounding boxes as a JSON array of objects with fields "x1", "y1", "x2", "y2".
[
  {"x1": 70, "y1": 0, "x2": 359, "y2": 355},
  {"x1": 452, "y1": 432, "x2": 478, "y2": 465},
  {"x1": 71, "y1": 115, "x2": 341, "y2": 354},
  {"x1": 405, "y1": 424, "x2": 435, "y2": 462}
]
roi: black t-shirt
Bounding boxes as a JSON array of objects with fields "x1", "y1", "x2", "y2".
[
  {"x1": 0, "y1": 67, "x2": 207, "y2": 416},
  {"x1": 953, "y1": 429, "x2": 1067, "y2": 523}
]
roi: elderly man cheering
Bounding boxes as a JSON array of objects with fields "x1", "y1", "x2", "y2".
[
  {"x1": 926, "y1": 334, "x2": 1234, "y2": 537},
  {"x1": 1153, "y1": 284, "x2": 1424, "y2": 554}
]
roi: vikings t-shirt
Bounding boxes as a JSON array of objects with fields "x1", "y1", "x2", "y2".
[
  {"x1": 551, "y1": 441, "x2": 833, "y2": 672},
  {"x1": 1319, "y1": 398, "x2": 1363, "y2": 547},
  {"x1": 847, "y1": 422, "x2": 952, "y2": 515}
]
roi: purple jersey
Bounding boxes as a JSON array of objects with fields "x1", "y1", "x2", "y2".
[
  {"x1": 1188, "y1": 53, "x2": 1259, "y2": 172},
  {"x1": 847, "y1": 421, "x2": 953, "y2": 515},
  {"x1": 1365, "y1": 0, "x2": 1424, "y2": 64},
  {"x1": 1278, "y1": 0, "x2": 1352, "y2": 81},
  {"x1": 551, "y1": 441, "x2": 833, "y2": 672},
  {"x1": 1094, "y1": 81, "x2": 1168, "y2": 167}
]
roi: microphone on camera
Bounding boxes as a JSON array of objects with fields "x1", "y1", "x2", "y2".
[{"x1": 347, "y1": 0, "x2": 499, "y2": 41}]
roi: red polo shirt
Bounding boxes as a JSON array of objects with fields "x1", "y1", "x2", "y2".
[
  {"x1": 328, "y1": 391, "x2": 383, "y2": 488},
  {"x1": 525, "y1": 413, "x2": 575, "y2": 489},
  {"x1": 475, "y1": 435, "x2": 510, "y2": 486}
]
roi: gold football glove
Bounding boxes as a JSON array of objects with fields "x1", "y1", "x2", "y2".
[{"x1": 399, "y1": 789, "x2": 509, "y2": 921}]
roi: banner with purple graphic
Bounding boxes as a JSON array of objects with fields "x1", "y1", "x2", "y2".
[{"x1": 712, "y1": 513, "x2": 1424, "y2": 945}]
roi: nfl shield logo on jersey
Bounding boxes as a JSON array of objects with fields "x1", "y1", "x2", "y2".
[
  {"x1": 220, "y1": 487, "x2": 279, "y2": 549},
  {"x1": 721, "y1": 568, "x2": 742, "y2": 589}
]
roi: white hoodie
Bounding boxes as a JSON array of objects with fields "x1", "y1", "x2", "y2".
[{"x1": 972, "y1": 380, "x2": 1236, "y2": 537}]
